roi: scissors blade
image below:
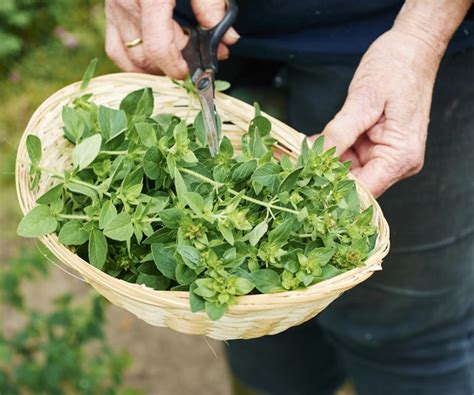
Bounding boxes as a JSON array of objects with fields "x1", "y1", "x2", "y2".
[{"x1": 195, "y1": 70, "x2": 220, "y2": 157}]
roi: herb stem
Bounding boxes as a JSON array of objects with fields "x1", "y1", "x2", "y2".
[
  {"x1": 70, "y1": 178, "x2": 111, "y2": 197},
  {"x1": 37, "y1": 166, "x2": 63, "y2": 178},
  {"x1": 38, "y1": 166, "x2": 111, "y2": 197},
  {"x1": 178, "y1": 167, "x2": 300, "y2": 215},
  {"x1": 58, "y1": 214, "x2": 93, "y2": 221},
  {"x1": 100, "y1": 150, "x2": 129, "y2": 155},
  {"x1": 143, "y1": 218, "x2": 162, "y2": 223}
]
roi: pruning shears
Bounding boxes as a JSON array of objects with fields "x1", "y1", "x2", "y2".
[{"x1": 181, "y1": 0, "x2": 238, "y2": 157}]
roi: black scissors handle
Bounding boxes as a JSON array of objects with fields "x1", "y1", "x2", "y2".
[{"x1": 182, "y1": 0, "x2": 238, "y2": 79}]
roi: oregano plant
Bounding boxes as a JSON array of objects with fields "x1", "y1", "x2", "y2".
[{"x1": 17, "y1": 64, "x2": 377, "y2": 320}]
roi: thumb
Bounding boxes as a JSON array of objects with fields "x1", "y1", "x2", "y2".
[
  {"x1": 191, "y1": 0, "x2": 240, "y2": 45},
  {"x1": 322, "y1": 94, "x2": 382, "y2": 156}
]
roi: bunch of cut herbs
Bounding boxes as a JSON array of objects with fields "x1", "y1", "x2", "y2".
[{"x1": 17, "y1": 65, "x2": 377, "y2": 320}]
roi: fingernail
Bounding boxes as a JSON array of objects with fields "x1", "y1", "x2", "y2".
[{"x1": 228, "y1": 28, "x2": 240, "y2": 40}]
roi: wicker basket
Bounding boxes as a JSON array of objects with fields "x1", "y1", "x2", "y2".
[{"x1": 16, "y1": 73, "x2": 390, "y2": 340}]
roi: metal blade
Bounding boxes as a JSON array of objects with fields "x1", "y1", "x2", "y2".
[{"x1": 195, "y1": 70, "x2": 220, "y2": 157}]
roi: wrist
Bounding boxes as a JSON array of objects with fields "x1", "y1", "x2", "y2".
[{"x1": 392, "y1": 0, "x2": 472, "y2": 58}]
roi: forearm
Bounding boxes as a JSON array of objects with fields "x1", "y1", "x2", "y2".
[{"x1": 393, "y1": 0, "x2": 472, "y2": 58}]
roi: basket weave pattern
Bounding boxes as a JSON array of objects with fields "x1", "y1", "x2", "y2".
[{"x1": 16, "y1": 73, "x2": 390, "y2": 340}]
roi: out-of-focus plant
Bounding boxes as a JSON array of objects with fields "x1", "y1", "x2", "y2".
[
  {"x1": 0, "y1": 0, "x2": 101, "y2": 72},
  {"x1": 0, "y1": 246, "x2": 142, "y2": 395}
]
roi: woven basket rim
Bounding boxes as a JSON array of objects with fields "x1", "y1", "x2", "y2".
[{"x1": 16, "y1": 72, "x2": 390, "y2": 313}]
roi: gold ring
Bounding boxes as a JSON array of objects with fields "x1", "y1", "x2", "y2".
[{"x1": 125, "y1": 37, "x2": 142, "y2": 48}]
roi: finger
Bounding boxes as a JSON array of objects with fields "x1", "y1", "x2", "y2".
[
  {"x1": 112, "y1": 10, "x2": 160, "y2": 73},
  {"x1": 217, "y1": 43, "x2": 229, "y2": 60},
  {"x1": 352, "y1": 157, "x2": 398, "y2": 198},
  {"x1": 141, "y1": 0, "x2": 188, "y2": 79},
  {"x1": 352, "y1": 133, "x2": 374, "y2": 165},
  {"x1": 340, "y1": 148, "x2": 362, "y2": 169},
  {"x1": 191, "y1": 0, "x2": 240, "y2": 45},
  {"x1": 106, "y1": 22, "x2": 145, "y2": 72},
  {"x1": 322, "y1": 94, "x2": 382, "y2": 156}
]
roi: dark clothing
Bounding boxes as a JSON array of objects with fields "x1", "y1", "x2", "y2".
[
  {"x1": 224, "y1": 47, "x2": 474, "y2": 395},
  {"x1": 175, "y1": 1, "x2": 474, "y2": 393},
  {"x1": 176, "y1": 1, "x2": 474, "y2": 63}
]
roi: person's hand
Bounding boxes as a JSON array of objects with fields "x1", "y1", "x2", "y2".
[
  {"x1": 317, "y1": 28, "x2": 445, "y2": 197},
  {"x1": 105, "y1": 0, "x2": 240, "y2": 79}
]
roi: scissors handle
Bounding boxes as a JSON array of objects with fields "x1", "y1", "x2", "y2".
[
  {"x1": 182, "y1": 0, "x2": 238, "y2": 77},
  {"x1": 201, "y1": 0, "x2": 238, "y2": 71}
]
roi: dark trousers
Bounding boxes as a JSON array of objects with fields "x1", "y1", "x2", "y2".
[{"x1": 222, "y1": 48, "x2": 474, "y2": 395}]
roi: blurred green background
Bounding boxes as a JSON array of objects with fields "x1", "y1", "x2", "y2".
[{"x1": 0, "y1": 1, "x2": 231, "y2": 394}]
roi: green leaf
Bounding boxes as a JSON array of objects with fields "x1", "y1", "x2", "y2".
[
  {"x1": 67, "y1": 182, "x2": 98, "y2": 200},
  {"x1": 17, "y1": 206, "x2": 57, "y2": 237},
  {"x1": 98, "y1": 105, "x2": 127, "y2": 142},
  {"x1": 311, "y1": 135, "x2": 324, "y2": 154},
  {"x1": 143, "y1": 146, "x2": 163, "y2": 180},
  {"x1": 217, "y1": 222, "x2": 234, "y2": 245},
  {"x1": 103, "y1": 212, "x2": 134, "y2": 241},
  {"x1": 144, "y1": 227, "x2": 177, "y2": 244},
  {"x1": 252, "y1": 162, "x2": 280, "y2": 192},
  {"x1": 280, "y1": 156, "x2": 293, "y2": 171},
  {"x1": 159, "y1": 208, "x2": 183, "y2": 229},
  {"x1": 136, "y1": 122, "x2": 158, "y2": 147},
  {"x1": 193, "y1": 112, "x2": 207, "y2": 146},
  {"x1": 62, "y1": 107, "x2": 87, "y2": 143},
  {"x1": 368, "y1": 233, "x2": 378, "y2": 252},
  {"x1": 213, "y1": 165, "x2": 229, "y2": 183},
  {"x1": 358, "y1": 206, "x2": 374, "y2": 227},
  {"x1": 176, "y1": 245, "x2": 200, "y2": 269},
  {"x1": 253, "y1": 102, "x2": 261, "y2": 117},
  {"x1": 269, "y1": 218, "x2": 295, "y2": 245},
  {"x1": 214, "y1": 80, "x2": 231, "y2": 92},
  {"x1": 72, "y1": 134, "x2": 102, "y2": 170},
  {"x1": 205, "y1": 302, "x2": 227, "y2": 321},
  {"x1": 99, "y1": 200, "x2": 117, "y2": 229},
  {"x1": 173, "y1": 168, "x2": 187, "y2": 202},
  {"x1": 151, "y1": 243, "x2": 177, "y2": 280},
  {"x1": 136, "y1": 273, "x2": 170, "y2": 290},
  {"x1": 122, "y1": 167, "x2": 143, "y2": 190},
  {"x1": 138, "y1": 261, "x2": 160, "y2": 274},
  {"x1": 321, "y1": 264, "x2": 340, "y2": 280},
  {"x1": 175, "y1": 262, "x2": 197, "y2": 285},
  {"x1": 250, "y1": 116, "x2": 272, "y2": 136},
  {"x1": 231, "y1": 159, "x2": 257, "y2": 182},
  {"x1": 36, "y1": 183, "x2": 63, "y2": 204},
  {"x1": 300, "y1": 138, "x2": 311, "y2": 163},
  {"x1": 193, "y1": 280, "x2": 217, "y2": 297},
  {"x1": 279, "y1": 167, "x2": 303, "y2": 192},
  {"x1": 80, "y1": 58, "x2": 98, "y2": 90},
  {"x1": 166, "y1": 154, "x2": 176, "y2": 176},
  {"x1": 297, "y1": 207, "x2": 309, "y2": 222},
  {"x1": 154, "y1": 113, "x2": 176, "y2": 130},
  {"x1": 120, "y1": 88, "x2": 154, "y2": 118},
  {"x1": 173, "y1": 120, "x2": 188, "y2": 148},
  {"x1": 182, "y1": 191, "x2": 204, "y2": 216},
  {"x1": 26, "y1": 135, "x2": 42, "y2": 165},
  {"x1": 189, "y1": 283, "x2": 206, "y2": 312},
  {"x1": 58, "y1": 221, "x2": 89, "y2": 245},
  {"x1": 234, "y1": 277, "x2": 254, "y2": 295},
  {"x1": 309, "y1": 247, "x2": 335, "y2": 266},
  {"x1": 31, "y1": 167, "x2": 41, "y2": 190},
  {"x1": 250, "y1": 269, "x2": 283, "y2": 293},
  {"x1": 243, "y1": 221, "x2": 268, "y2": 246},
  {"x1": 50, "y1": 197, "x2": 64, "y2": 214},
  {"x1": 219, "y1": 136, "x2": 234, "y2": 157},
  {"x1": 88, "y1": 229, "x2": 107, "y2": 269}
]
